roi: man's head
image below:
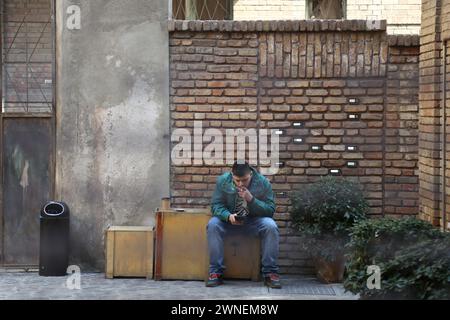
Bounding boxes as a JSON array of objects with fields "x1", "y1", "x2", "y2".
[{"x1": 232, "y1": 161, "x2": 253, "y2": 188}]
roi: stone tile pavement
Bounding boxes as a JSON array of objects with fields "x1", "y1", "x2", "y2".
[{"x1": 0, "y1": 271, "x2": 358, "y2": 300}]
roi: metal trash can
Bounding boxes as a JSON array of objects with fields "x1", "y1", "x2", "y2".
[{"x1": 39, "y1": 201, "x2": 70, "y2": 277}]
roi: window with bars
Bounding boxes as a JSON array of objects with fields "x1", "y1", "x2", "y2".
[
  {"x1": 171, "y1": 0, "x2": 233, "y2": 20},
  {"x1": 1, "y1": 0, "x2": 54, "y2": 114},
  {"x1": 307, "y1": 0, "x2": 346, "y2": 19}
]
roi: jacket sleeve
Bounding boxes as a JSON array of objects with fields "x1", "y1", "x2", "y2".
[
  {"x1": 248, "y1": 179, "x2": 276, "y2": 218},
  {"x1": 211, "y1": 177, "x2": 232, "y2": 222}
]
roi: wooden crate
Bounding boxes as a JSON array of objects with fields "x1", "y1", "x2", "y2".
[
  {"x1": 154, "y1": 208, "x2": 211, "y2": 280},
  {"x1": 105, "y1": 226, "x2": 154, "y2": 279},
  {"x1": 223, "y1": 233, "x2": 261, "y2": 281}
]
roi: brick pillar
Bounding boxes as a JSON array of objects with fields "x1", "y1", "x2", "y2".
[
  {"x1": 386, "y1": 36, "x2": 420, "y2": 217},
  {"x1": 419, "y1": 0, "x2": 443, "y2": 227},
  {"x1": 440, "y1": 0, "x2": 450, "y2": 230}
]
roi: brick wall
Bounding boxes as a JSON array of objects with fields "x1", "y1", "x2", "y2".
[
  {"x1": 419, "y1": 0, "x2": 442, "y2": 227},
  {"x1": 2, "y1": 0, "x2": 53, "y2": 112},
  {"x1": 441, "y1": 0, "x2": 450, "y2": 232},
  {"x1": 169, "y1": 20, "x2": 420, "y2": 274},
  {"x1": 419, "y1": 0, "x2": 450, "y2": 231},
  {"x1": 386, "y1": 35, "x2": 420, "y2": 217},
  {"x1": 445, "y1": 40, "x2": 450, "y2": 230}
]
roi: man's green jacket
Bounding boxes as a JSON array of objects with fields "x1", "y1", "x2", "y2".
[{"x1": 211, "y1": 167, "x2": 276, "y2": 222}]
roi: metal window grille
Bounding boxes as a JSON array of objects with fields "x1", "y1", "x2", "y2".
[
  {"x1": 171, "y1": 0, "x2": 233, "y2": 20},
  {"x1": 1, "y1": 0, "x2": 54, "y2": 114}
]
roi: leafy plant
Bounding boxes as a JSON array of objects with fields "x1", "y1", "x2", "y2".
[
  {"x1": 376, "y1": 237, "x2": 450, "y2": 300},
  {"x1": 290, "y1": 176, "x2": 369, "y2": 260},
  {"x1": 344, "y1": 217, "x2": 449, "y2": 299},
  {"x1": 290, "y1": 176, "x2": 369, "y2": 235}
]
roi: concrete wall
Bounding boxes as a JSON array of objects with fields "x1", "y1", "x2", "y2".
[{"x1": 56, "y1": 0, "x2": 170, "y2": 270}]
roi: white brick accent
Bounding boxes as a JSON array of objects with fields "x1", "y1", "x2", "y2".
[
  {"x1": 233, "y1": 0, "x2": 306, "y2": 20},
  {"x1": 231, "y1": 0, "x2": 420, "y2": 34},
  {"x1": 346, "y1": 0, "x2": 421, "y2": 29}
]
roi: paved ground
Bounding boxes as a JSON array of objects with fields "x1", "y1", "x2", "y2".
[{"x1": 0, "y1": 271, "x2": 358, "y2": 300}]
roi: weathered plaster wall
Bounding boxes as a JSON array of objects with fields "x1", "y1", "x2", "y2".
[{"x1": 56, "y1": 0, "x2": 170, "y2": 270}]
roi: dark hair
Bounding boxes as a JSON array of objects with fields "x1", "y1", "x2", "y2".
[{"x1": 232, "y1": 161, "x2": 252, "y2": 177}]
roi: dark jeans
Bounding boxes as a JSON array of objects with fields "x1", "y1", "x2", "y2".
[{"x1": 207, "y1": 216, "x2": 280, "y2": 276}]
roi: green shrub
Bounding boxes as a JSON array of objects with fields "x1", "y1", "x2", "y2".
[
  {"x1": 290, "y1": 176, "x2": 369, "y2": 260},
  {"x1": 376, "y1": 237, "x2": 450, "y2": 300},
  {"x1": 344, "y1": 217, "x2": 449, "y2": 299},
  {"x1": 290, "y1": 176, "x2": 369, "y2": 236}
]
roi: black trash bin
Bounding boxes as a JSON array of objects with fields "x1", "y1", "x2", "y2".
[{"x1": 39, "y1": 201, "x2": 70, "y2": 277}]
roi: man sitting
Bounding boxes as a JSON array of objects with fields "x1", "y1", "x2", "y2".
[{"x1": 206, "y1": 161, "x2": 281, "y2": 289}]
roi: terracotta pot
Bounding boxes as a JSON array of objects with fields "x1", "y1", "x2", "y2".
[{"x1": 313, "y1": 254, "x2": 346, "y2": 284}]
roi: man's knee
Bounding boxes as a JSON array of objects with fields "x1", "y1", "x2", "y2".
[
  {"x1": 207, "y1": 217, "x2": 225, "y2": 234},
  {"x1": 260, "y1": 217, "x2": 279, "y2": 234}
]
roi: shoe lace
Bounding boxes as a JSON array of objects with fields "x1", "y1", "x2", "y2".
[
  {"x1": 209, "y1": 273, "x2": 221, "y2": 280},
  {"x1": 269, "y1": 274, "x2": 280, "y2": 281}
]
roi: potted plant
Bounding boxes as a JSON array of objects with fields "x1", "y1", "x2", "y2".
[{"x1": 290, "y1": 176, "x2": 369, "y2": 283}]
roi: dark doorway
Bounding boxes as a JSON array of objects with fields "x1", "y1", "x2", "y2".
[{"x1": 1, "y1": 0, "x2": 55, "y2": 267}]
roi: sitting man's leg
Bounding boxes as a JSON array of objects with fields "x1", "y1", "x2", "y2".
[
  {"x1": 206, "y1": 216, "x2": 227, "y2": 287},
  {"x1": 247, "y1": 217, "x2": 282, "y2": 289}
]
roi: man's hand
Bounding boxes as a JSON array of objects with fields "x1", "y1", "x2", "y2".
[
  {"x1": 228, "y1": 214, "x2": 243, "y2": 225},
  {"x1": 237, "y1": 186, "x2": 253, "y2": 203}
]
